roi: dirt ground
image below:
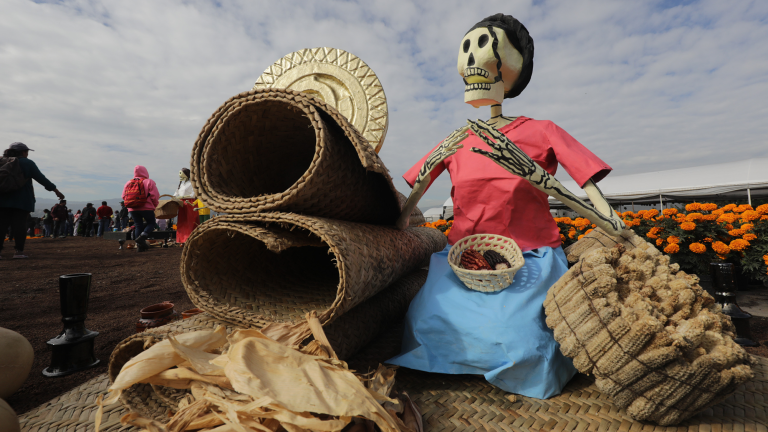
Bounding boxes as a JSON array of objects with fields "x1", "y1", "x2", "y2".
[
  {"x1": 2, "y1": 235, "x2": 768, "y2": 416},
  {"x1": 0, "y1": 235, "x2": 194, "y2": 414}
]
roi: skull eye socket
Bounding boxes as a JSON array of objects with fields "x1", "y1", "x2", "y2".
[
  {"x1": 478, "y1": 34, "x2": 489, "y2": 48},
  {"x1": 463, "y1": 39, "x2": 470, "y2": 53}
]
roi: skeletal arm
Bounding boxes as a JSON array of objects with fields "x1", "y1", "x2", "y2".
[
  {"x1": 467, "y1": 119, "x2": 625, "y2": 236},
  {"x1": 396, "y1": 126, "x2": 469, "y2": 230}
]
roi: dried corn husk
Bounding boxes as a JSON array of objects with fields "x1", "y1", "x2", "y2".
[
  {"x1": 97, "y1": 312, "x2": 411, "y2": 432},
  {"x1": 544, "y1": 230, "x2": 756, "y2": 425}
]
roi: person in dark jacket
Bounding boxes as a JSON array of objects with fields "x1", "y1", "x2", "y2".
[
  {"x1": 51, "y1": 199, "x2": 69, "y2": 238},
  {"x1": 117, "y1": 201, "x2": 129, "y2": 230},
  {"x1": 42, "y1": 209, "x2": 53, "y2": 237},
  {"x1": 81, "y1": 203, "x2": 97, "y2": 237},
  {"x1": 0, "y1": 142, "x2": 64, "y2": 258}
]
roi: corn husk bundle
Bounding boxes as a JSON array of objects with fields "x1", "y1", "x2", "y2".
[
  {"x1": 544, "y1": 230, "x2": 756, "y2": 425},
  {"x1": 97, "y1": 312, "x2": 421, "y2": 432}
]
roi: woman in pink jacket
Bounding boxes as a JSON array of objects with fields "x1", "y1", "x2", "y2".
[{"x1": 122, "y1": 165, "x2": 159, "y2": 252}]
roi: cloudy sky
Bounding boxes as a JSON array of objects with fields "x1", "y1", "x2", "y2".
[{"x1": 2, "y1": 0, "x2": 767, "y2": 211}]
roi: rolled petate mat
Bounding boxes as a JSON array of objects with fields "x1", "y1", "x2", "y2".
[
  {"x1": 109, "y1": 270, "x2": 430, "y2": 422},
  {"x1": 180, "y1": 214, "x2": 446, "y2": 328},
  {"x1": 190, "y1": 88, "x2": 401, "y2": 224}
]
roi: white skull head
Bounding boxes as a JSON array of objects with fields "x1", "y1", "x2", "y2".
[{"x1": 457, "y1": 26, "x2": 524, "y2": 108}]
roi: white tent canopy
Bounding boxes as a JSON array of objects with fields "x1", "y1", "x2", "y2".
[{"x1": 548, "y1": 157, "x2": 768, "y2": 207}]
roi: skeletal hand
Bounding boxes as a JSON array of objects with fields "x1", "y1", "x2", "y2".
[
  {"x1": 467, "y1": 119, "x2": 536, "y2": 179},
  {"x1": 416, "y1": 126, "x2": 469, "y2": 184}
]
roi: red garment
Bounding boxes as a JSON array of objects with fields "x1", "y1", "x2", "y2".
[
  {"x1": 122, "y1": 165, "x2": 159, "y2": 212},
  {"x1": 96, "y1": 205, "x2": 113, "y2": 220},
  {"x1": 404, "y1": 117, "x2": 611, "y2": 251},
  {"x1": 175, "y1": 198, "x2": 199, "y2": 244}
]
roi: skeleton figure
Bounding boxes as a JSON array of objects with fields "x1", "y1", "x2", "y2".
[
  {"x1": 174, "y1": 168, "x2": 195, "y2": 199},
  {"x1": 397, "y1": 16, "x2": 625, "y2": 235}
]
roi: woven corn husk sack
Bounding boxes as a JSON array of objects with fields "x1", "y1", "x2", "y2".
[
  {"x1": 190, "y1": 88, "x2": 401, "y2": 224},
  {"x1": 109, "y1": 270, "x2": 429, "y2": 422},
  {"x1": 544, "y1": 230, "x2": 756, "y2": 425},
  {"x1": 181, "y1": 214, "x2": 445, "y2": 329}
]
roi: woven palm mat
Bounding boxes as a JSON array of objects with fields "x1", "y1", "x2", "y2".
[{"x1": 19, "y1": 333, "x2": 768, "y2": 431}]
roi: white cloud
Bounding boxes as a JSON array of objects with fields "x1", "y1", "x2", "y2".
[{"x1": 2, "y1": 0, "x2": 767, "y2": 212}]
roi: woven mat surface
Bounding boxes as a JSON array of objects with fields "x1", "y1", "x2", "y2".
[{"x1": 19, "y1": 338, "x2": 768, "y2": 432}]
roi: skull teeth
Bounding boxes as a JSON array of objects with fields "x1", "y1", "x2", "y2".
[
  {"x1": 464, "y1": 83, "x2": 492, "y2": 92},
  {"x1": 464, "y1": 67, "x2": 490, "y2": 79}
]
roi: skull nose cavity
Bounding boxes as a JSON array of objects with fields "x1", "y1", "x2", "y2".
[{"x1": 467, "y1": 53, "x2": 475, "y2": 67}]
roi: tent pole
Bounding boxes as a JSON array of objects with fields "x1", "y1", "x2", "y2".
[
  {"x1": 660, "y1": 194, "x2": 663, "y2": 210},
  {"x1": 748, "y1": 188, "x2": 752, "y2": 206}
]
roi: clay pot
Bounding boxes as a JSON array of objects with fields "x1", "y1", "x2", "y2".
[
  {"x1": 181, "y1": 308, "x2": 203, "y2": 319},
  {"x1": 136, "y1": 301, "x2": 179, "y2": 333}
]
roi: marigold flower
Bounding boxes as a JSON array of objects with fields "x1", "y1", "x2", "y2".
[
  {"x1": 743, "y1": 233, "x2": 757, "y2": 242},
  {"x1": 685, "y1": 203, "x2": 701, "y2": 211},
  {"x1": 656, "y1": 238, "x2": 663, "y2": 246},
  {"x1": 646, "y1": 232, "x2": 658, "y2": 239},
  {"x1": 729, "y1": 229, "x2": 746, "y2": 236},
  {"x1": 711, "y1": 209, "x2": 725, "y2": 216},
  {"x1": 762, "y1": 216, "x2": 768, "y2": 221},
  {"x1": 702, "y1": 214, "x2": 718, "y2": 221},
  {"x1": 637, "y1": 210, "x2": 647, "y2": 216},
  {"x1": 756, "y1": 204, "x2": 768, "y2": 215},
  {"x1": 578, "y1": 234, "x2": 585, "y2": 240},
  {"x1": 643, "y1": 209, "x2": 659, "y2": 220},
  {"x1": 568, "y1": 229, "x2": 576, "y2": 239},
  {"x1": 730, "y1": 239, "x2": 750, "y2": 251},
  {"x1": 717, "y1": 213, "x2": 738, "y2": 224},
  {"x1": 734, "y1": 204, "x2": 753, "y2": 213},
  {"x1": 666, "y1": 236, "x2": 680, "y2": 244},
  {"x1": 689, "y1": 243, "x2": 706, "y2": 254},
  {"x1": 741, "y1": 223, "x2": 754, "y2": 231},
  {"x1": 662, "y1": 208, "x2": 678, "y2": 216},
  {"x1": 718, "y1": 254, "x2": 728, "y2": 260},
  {"x1": 585, "y1": 229, "x2": 593, "y2": 235},
  {"x1": 680, "y1": 221, "x2": 696, "y2": 231},
  {"x1": 444, "y1": 228, "x2": 451, "y2": 236},
  {"x1": 725, "y1": 224, "x2": 734, "y2": 230},
  {"x1": 560, "y1": 234, "x2": 566, "y2": 242},
  {"x1": 685, "y1": 213, "x2": 703, "y2": 222},
  {"x1": 722, "y1": 204, "x2": 736, "y2": 211},
  {"x1": 704, "y1": 237, "x2": 713, "y2": 243},
  {"x1": 663, "y1": 244, "x2": 680, "y2": 254},
  {"x1": 712, "y1": 241, "x2": 730, "y2": 255},
  {"x1": 700, "y1": 203, "x2": 718, "y2": 211},
  {"x1": 622, "y1": 211, "x2": 635, "y2": 218},
  {"x1": 741, "y1": 210, "x2": 760, "y2": 222},
  {"x1": 573, "y1": 217, "x2": 591, "y2": 228},
  {"x1": 763, "y1": 254, "x2": 768, "y2": 264}
]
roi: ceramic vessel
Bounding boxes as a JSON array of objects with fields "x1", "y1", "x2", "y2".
[
  {"x1": 181, "y1": 308, "x2": 203, "y2": 319},
  {"x1": 136, "y1": 301, "x2": 179, "y2": 333}
]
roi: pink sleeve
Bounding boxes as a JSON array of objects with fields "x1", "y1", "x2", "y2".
[
  {"x1": 146, "y1": 179, "x2": 160, "y2": 207},
  {"x1": 403, "y1": 142, "x2": 446, "y2": 191},
  {"x1": 545, "y1": 121, "x2": 611, "y2": 187}
]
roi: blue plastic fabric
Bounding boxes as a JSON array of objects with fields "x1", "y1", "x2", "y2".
[{"x1": 387, "y1": 244, "x2": 577, "y2": 399}]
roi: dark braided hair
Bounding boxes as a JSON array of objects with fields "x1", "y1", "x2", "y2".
[
  {"x1": 3, "y1": 149, "x2": 22, "y2": 157},
  {"x1": 177, "y1": 167, "x2": 192, "y2": 191},
  {"x1": 466, "y1": 13, "x2": 534, "y2": 99}
]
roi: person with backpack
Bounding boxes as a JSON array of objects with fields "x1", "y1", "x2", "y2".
[
  {"x1": 0, "y1": 142, "x2": 64, "y2": 258},
  {"x1": 96, "y1": 201, "x2": 113, "y2": 238},
  {"x1": 80, "y1": 203, "x2": 97, "y2": 237},
  {"x1": 51, "y1": 199, "x2": 69, "y2": 238},
  {"x1": 122, "y1": 165, "x2": 159, "y2": 252}
]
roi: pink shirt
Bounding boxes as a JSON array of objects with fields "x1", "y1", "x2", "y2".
[{"x1": 404, "y1": 117, "x2": 611, "y2": 251}]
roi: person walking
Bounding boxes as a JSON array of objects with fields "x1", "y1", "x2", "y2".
[
  {"x1": 66, "y1": 209, "x2": 74, "y2": 236},
  {"x1": 96, "y1": 201, "x2": 113, "y2": 238},
  {"x1": 117, "y1": 201, "x2": 129, "y2": 231},
  {"x1": 42, "y1": 209, "x2": 54, "y2": 237},
  {"x1": 51, "y1": 199, "x2": 69, "y2": 238},
  {"x1": 72, "y1": 209, "x2": 81, "y2": 236},
  {"x1": 81, "y1": 203, "x2": 96, "y2": 237},
  {"x1": 122, "y1": 165, "x2": 159, "y2": 252},
  {"x1": 0, "y1": 142, "x2": 64, "y2": 259}
]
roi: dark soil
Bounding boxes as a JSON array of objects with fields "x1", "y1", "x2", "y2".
[
  {"x1": 744, "y1": 316, "x2": 768, "y2": 358},
  {"x1": 0, "y1": 235, "x2": 194, "y2": 414}
]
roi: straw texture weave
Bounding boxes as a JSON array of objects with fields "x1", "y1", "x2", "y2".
[
  {"x1": 543, "y1": 231, "x2": 756, "y2": 425},
  {"x1": 20, "y1": 329, "x2": 768, "y2": 431},
  {"x1": 190, "y1": 88, "x2": 402, "y2": 224},
  {"x1": 180, "y1": 214, "x2": 445, "y2": 328}
]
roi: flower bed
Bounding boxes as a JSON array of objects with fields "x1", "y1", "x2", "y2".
[
  {"x1": 556, "y1": 203, "x2": 768, "y2": 285},
  {"x1": 420, "y1": 219, "x2": 452, "y2": 237}
]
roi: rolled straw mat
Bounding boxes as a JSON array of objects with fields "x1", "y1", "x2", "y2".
[
  {"x1": 190, "y1": 88, "x2": 402, "y2": 224},
  {"x1": 21, "y1": 328, "x2": 768, "y2": 431},
  {"x1": 106, "y1": 269, "x2": 428, "y2": 423},
  {"x1": 544, "y1": 229, "x2": 756, "y2": 425},
  {"x1": 180, "y1": 214, "x2": 446, "y2": 328}
]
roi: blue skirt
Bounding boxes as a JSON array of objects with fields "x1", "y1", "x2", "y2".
[{"x1": 387, "y1": 244, "x2": 577, "y2": 399}]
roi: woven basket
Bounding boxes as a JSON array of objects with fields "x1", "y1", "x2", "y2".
[
  {"x1": 180, "y1": 214, "x2": 445, "y2": 328},
  {"x1": 154, "y1": 194, "x2": 182, "y2": 219},
  {"x1": 109, "y1": 270, "x2": 429, "y2": 422},
  {"x1": 190, "y1": 88, "x2": 402, "y2": 224},
  {"x1": 543, "y1": 232, "x2": 756, "y2": 425},
  {"x1": 447, "y1": 234, "x2": 524, "y2": 292}
]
